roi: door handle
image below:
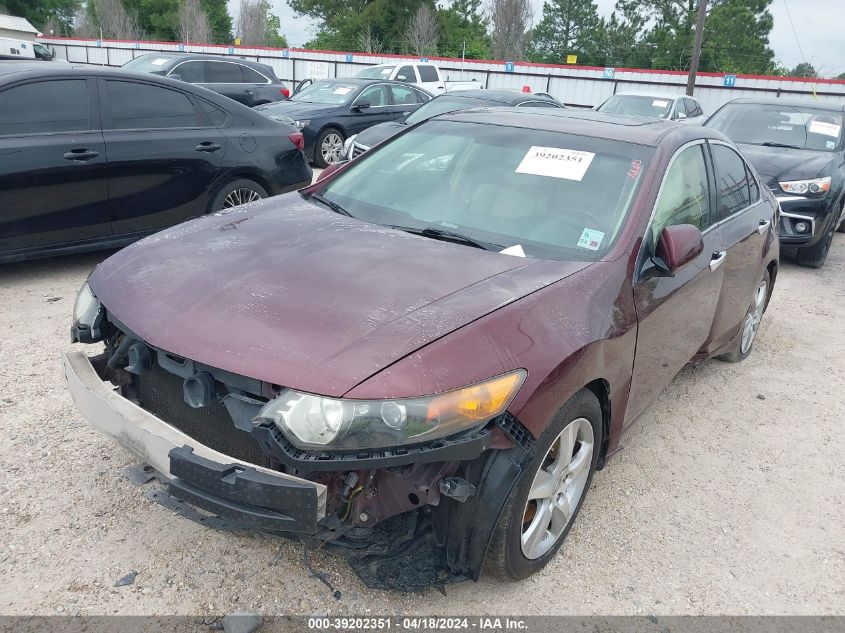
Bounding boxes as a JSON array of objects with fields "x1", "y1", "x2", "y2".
[
  {"x1": 757, "y1": 219, "x2": 771, "y2": 235},
  {"x1": 195, "y1": 142, "x2": 221, "y2": 153},
  {"x1": 244, "y1": 89, "x2": 255, "y2": 95},
  {"x1": 63, "y1": 149, "x2": 98, "y2": 161},
  {"x1": 709, "y1": 250, "x2": 727, "y2": 271}
]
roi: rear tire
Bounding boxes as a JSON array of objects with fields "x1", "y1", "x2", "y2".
[
  {"x1": 485, "y1": 390, "x2": 602, "y2": 581},
  {"x1": 720, "y1": 269, "x2": 770, "y2": 363},
  {"x1": 209, "y1": 178, "x2": 267, "y2": 213}
]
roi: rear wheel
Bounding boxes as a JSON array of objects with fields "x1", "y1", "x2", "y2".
[
  {"x1": 485, "y1": 390, "x2": 602, "y2": 581},
  {"x1": 209, "y1": 178, "x2": 267, "y2": 212},
  {"x1": 314, "y1": 127, "x2": 344, "y2": 168},
  {"x1": 720, "y1": 270, "x2": 770, "y2": 363}
]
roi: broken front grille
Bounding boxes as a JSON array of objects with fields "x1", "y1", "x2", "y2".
[{"x1": 134, "y1": 363, "x2": 270, "y2": 468}]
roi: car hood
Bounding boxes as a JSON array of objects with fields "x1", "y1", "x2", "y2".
[
  {"x1": 254, "y1": 100, "x2": 340, "y2": 120},
  {"x1": 737, "y1": 143, "x2": 836, "y2": 186},
  {"x1": 355, "y1": 121, "x2": 407, "y2": 148},
  {"x1": 89, "y1": 194, "x2": 588, "y2": 397}
]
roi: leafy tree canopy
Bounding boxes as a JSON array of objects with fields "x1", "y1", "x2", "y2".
[{"x1": 1, "y1": 0, "x2": 81, "y2": 33}]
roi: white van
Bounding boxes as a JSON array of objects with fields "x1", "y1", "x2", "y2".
[{"x1": 0, "y1": 37, "x2": 36, "y2": 60}]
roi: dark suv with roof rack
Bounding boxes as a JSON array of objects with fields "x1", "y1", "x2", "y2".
[{"x1": 123, "y1": 52, "x2": 290, "y2": 107}]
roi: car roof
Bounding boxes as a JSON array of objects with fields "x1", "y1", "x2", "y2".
[
  {"x1": 435, "y1": 89, "x2": 557, "y2": 105},
  {"x1": 311, "y1": 77, "x2": 414, "y2": 87},
  {"x1": 129, "y1": 52, "x2": 275, "y2": 71},
  {"x1": 437, "y1": 107, "x2": 723, "y2": 146},
  {"x1": 723, "y1": 97, "x2": 845, "y2": 112},
  {"x1": 611, "y1": 91, "x2": 694, "y2": 101}
]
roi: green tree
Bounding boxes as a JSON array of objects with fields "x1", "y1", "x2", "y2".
[
  {"x1": 1, "y1": 0, "x2": 81, "y2": 34},
  {"x1": 116, "y1": 0, "x2": 231, "y2": 42},
  {"x1": 437, "y1": 0, "x2": 490, "y2": 59},
  {"x1": 530, "y1": 0, "x2": 600, "y2": 64},
  {"x1": 290, "y1": 0, "x2": 433, "y2": 53},
  {"x1": 584, "y1": 7, "x2": 648, "y2": 68},
  {"x1": 617, "y1": 0, "x2": 776, "y2": 74},
  {"x1": 264, "y1": 11, "x2": 288, "y2": 48},
  {"x1": 837, "y1": 72, "x2": 845, "y2": 80},
  {"x1": 788, "y1": 62, "x2": 817, "y2": 78}
]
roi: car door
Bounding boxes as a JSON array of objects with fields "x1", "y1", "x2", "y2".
[
  {"x1": 705, "y1": 141, "x2": 772, "y2": 351},
  {"x1": 0, "y1": 76, "x2": 110, "y2": 256},
  {"x1": 346, "y1": 84, "x2": 394, "y2": 134},
  {"x1": 417, "y1": 64, "x2": 445, "y2": 94},
  {"x1": 168, "y1": 59, "x2": 206, "y2": 85},
  {"x1": 627, "y1": 142, "x2": 727, "y2": 423},
  {"x1": 239, "y1": 64, "x2": 273, "y2": 106},
  {"x1": 99, "y1": 78, "x2": 227, "y2": 236},
  {"x1": 203, "y1": 61, "x2": 250, "y2": 105},
  {"x1": 387, "y1": 84, "x2": 426, "y2": 120}
]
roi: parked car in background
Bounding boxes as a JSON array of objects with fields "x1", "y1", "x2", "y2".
[
  {"x1": 0, "y1": 36, "x2": 35, "y2": 60},
  {"x1": 65, "y1": 109, "x2": 778, "y2": 589},
  {"x1": 122, "y1": 53, "x2": 290, "y2": 107},
  {"x1": 255, "y1": 78, "x2": 431, "y2": 167},
  {"x1": 344, "y1": 89, "x2": 564, "y2": 160},
  {"x1": 0, "y1": 63, "x2": 311, "y2": 264},
  {"x1": 596, "y1": 92, "x2": 706, "y2": 123},
  {"x1": 355, "y1": 62, "x2": 483, "y2": 95},
  {"x1": 706, "y1": 98, "x2": 845, "y2": 268}
]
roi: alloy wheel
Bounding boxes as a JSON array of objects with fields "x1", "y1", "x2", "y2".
[
  {"x1": 521, "y1": 417, "x2": 594, "y2": 560},
  {"x1": 321, "y1": 133, "x2": 344, "y2": 164},
  {"x1": 740, "y1": 279, "x2": 768, "y2": 355},
  {"x1": 222, "y1": 188, "x2": 263, "y2": 209}
]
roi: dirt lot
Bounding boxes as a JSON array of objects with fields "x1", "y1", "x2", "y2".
[{"x1": 1, "y1": 235, "x2": 843, "y2": 617}]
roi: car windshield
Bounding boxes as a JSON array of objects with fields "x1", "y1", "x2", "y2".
[
  {"x1": 291, "y1": 80, "x2": 358, "y2": 104},
  {"x1": 598, "y1": 95, "x2": 674, "y2": 119},
  {"x1": 405, "y1": 95, "x2": 502, "y2": 125},
  {"x1": 319, "y1": 119, "x2": 653, "y2": 262},
  {"x1": 707, "y1": 103, "x2": 844, "y2": 152},
  {"x1": 123, "y1": 55, "x2": 177, "y2": 73},
  {"x1": 356, "y1": 66, "x2": 394, "y2": 79}
]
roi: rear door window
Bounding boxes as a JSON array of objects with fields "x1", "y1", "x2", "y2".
[
  {"x1": 389, "y1": 84, "x2": 421, "y2": 106},
  {"x1": 710, "y1": 143, "x2": 753, "y2": 220},
  {"x1": 418, "y1": 65, "x2": 439, "y2": 82},
  {"x1": 240, "y1": 65, "x2": 268, "y2": 83},
  {"x1": 106, "y1": 80, "x2": 197, "y2": 129},
  {"x1": 207, "y1": 61, "x2": 244, "y2": 83},
  {"x1": 0, "y1": 79, "x2": 89, "y2": 136}
]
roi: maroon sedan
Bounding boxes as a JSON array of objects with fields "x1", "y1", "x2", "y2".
[{"x1": 64, "y1": 109, "x2": 778, "y2": 588}]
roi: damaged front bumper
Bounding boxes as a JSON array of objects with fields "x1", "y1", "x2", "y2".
[{"x1": 62, "y1": 351, "x2": 327, "y2": 533}]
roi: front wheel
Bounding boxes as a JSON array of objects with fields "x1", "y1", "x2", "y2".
[
  {"x1": 314, "y1": 128, "x2": 344, "y2": 168},
  {"x1": 485, "y1": 390, "x2": 602, "y2": 581},
  {"x1": 795, "y1": 222, "x2": 835, "y2": 268}
]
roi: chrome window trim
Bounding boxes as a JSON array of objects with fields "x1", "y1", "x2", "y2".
[
  {"x1": 707, "y1": 139, "x2": 766, "y2": 225},
  {"x1": 169, "y1": 59, "x2": 272, "y2": 85},
  {"x1": 351, "y1": 82, "x2": 392, "y2": 109}
]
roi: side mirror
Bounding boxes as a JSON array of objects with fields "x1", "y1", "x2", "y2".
[
  {"x1": 676, "y1": 111, "x2": 688, "y2": 120},
  {"x1": 396, "y1": 74, "x2": 407, "y2": 81},
  {"x1": 316, "y1": 160, "x2": 348, "y2": 182},
  {"x1": 169, "y1": 73, "x2": 183, "y2": 82},
  {"x1": 353, "y1": 101, "x2": 371, "y2": 112},
  {"x1": 651, "y1": 224, "x2": 703, "y2": 276}
]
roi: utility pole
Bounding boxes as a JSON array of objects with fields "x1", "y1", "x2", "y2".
[{"x1": 686, "y1": 0, "x2": 707, "y2": 96}]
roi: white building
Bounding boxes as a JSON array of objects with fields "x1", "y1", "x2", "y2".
[{"x1": 0, "y1": 15, "x2": 40, "y2": 42}]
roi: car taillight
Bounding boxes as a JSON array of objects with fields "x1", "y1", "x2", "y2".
[
  {"x1": 288, "y1": 132, "x2": 304, "y2": 151},
  {"x1": 281, "y1": 87, "x2": 290, "y2": 98}
]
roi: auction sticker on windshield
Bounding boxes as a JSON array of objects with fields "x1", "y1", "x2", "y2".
[
  {"x1": 809, "y1": 120, "x2": 841, "y2": 138},
  {"x1": 577, "y1": 228, "x2": 605, "y2": 251},
  {"x1": 516, "y1": 147, "x2": 595, "y2": 181}
]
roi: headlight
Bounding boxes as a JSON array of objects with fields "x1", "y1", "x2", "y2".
[
  {"x1": 343, "y1": 134, "x2": 357, "y2": 159},
  {"x1": 71, "y1": 281, "x2": 104, "y2": 343},
  {"x1": 257, "y1": 370, "x2": 526, "y2": 451},
  {"x1": 779, "y1": 176, "x2": 831, "y2": 195}
]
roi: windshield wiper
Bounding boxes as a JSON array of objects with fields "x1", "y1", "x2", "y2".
[
  {"x1": 310, "y1": 193, "x2": 352, "y2": 217},
  {"x1": 389, "y1": 225, "x2": 501, "y2": 251},
  {"x1": 760, "y1": 141, "x2": 802, "y2": 149}
]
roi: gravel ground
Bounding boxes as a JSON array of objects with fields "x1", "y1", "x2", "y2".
[{"x1": 0, "y1": 234, "x2": 843, "y2": 617}]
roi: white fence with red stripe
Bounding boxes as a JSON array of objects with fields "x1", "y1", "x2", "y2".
[{"x1": 37, "y1": 36, "x2": 845, "y2": 113}]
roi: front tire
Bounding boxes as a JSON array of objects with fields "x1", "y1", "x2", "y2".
[
  {"x1": 720, "y1": 270, "x2": 770, "y2": 363},
  {"x1": 314, "y1": 127, "x2": 344, "y2": 168},
  {"x1": 209, "y1": 178, "x2": 268, "y2": 212},
  {"x1": 485, "y1": 390, "x2": 602, "y2": 581},
  {"x1": 795, "y1": 221, "x2": 835, "y2": 268}
]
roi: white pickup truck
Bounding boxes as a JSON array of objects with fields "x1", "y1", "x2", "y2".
[{"x1": 355, "y1": 62, "x2": 483, "y2": 95}]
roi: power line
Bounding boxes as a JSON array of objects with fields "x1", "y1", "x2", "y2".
[{"x1": 781, "y1": 0, "x2": 808, "y2": 67}]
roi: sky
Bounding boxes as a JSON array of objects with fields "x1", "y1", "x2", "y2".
[{"x1": 228, "y1": 0, "x2": 845, "y2": 78}]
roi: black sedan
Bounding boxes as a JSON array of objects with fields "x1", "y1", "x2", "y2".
[
  {"x1": 0, "y1": 63, "x2": 311, "y2": 264},
  {"x1": 123, "y1": 53, "x2": 290, "y2": 107},
  {"x1": 344, "y1": 89, "x2": 563, "y2": 159},
  {"x1": 706, "y1": 98, "x2": 845, "y2": 268},
  {"x1": 254, "y1": 78, "x2": 431, "y2": 167}
]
